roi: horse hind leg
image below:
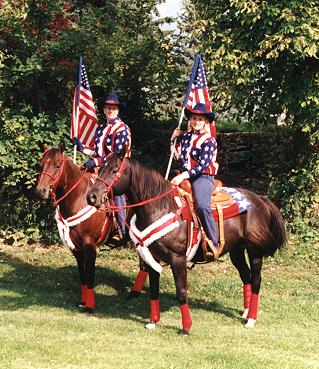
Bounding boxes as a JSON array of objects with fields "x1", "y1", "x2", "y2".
[
  {"x1": 128, "y1": 257, "x2": 148, "y2": 299},
  {"x1": 245, "y1": 247, "x2": 263, "y2": 328},
  {"x1": 229, "y1": 246, "x2": 252, "y2": 320},
  {"x1": 144, "y1": 265, "x2": 160, "y2": 330}
]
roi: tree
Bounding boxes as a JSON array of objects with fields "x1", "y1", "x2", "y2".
[
  {"x1": 0, "y1": 0, "x2": 182, "y2": 242},
  {"x1": 182, "y1": 0, "x2": 319, "y2": 242}
]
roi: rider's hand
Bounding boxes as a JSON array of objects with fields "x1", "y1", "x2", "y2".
[
  {"x1": 171, "y1": 171, "x2": 190, "y2": 186},
  {"x1": 83, "y1": 159, "x2": 96, "y2": 171},
  {"x1": 72, "y1": 137, "x2": 84, "y2": 152},
  {"x1": 170, "y1": 128, "x2": 183, "y2": 142}
]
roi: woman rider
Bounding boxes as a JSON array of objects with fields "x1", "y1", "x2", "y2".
[
  {"x1": 73, "y1": 92, "x2": 131, "y2": 242},
  {"x1": 170, "y1": 103, "x2": 220, "y2": 260}
]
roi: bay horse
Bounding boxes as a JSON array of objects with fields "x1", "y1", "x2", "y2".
[
  {"x1": 35, "y1": 142, "x2": 148, "y2": 312},
  {"x1": 87, "y1": 152, "x2": 286, "y2": 334}
]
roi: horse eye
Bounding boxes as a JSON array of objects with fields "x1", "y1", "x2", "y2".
[{"x1": 112, "y1": 170, "x2": 117, "y2": 174}]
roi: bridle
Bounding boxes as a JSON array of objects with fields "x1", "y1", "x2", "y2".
[
  {"x1": 94, "y1": 156, "x2": 128, "y2": 201},
  {"x1": 94, "y1": 156, "x2": 177, "y2": 210},
  {"x1": 38, "y1": 155, "x2": 85, "y2": 206}
]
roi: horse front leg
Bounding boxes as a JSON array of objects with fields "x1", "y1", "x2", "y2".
[
  {"x1": 171, "y1": 254, "x2": 192, "y2": 335},
  {"x1": 144, "y1": 265, "x2": 160, "y2": 330},
  {"x1": 71, "y1": 248, "x2": 87, "y2": 308},
  {"x1": 83, "y1": 243, "x2": 97, "y2": 313}
]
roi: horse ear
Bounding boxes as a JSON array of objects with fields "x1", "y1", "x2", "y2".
[
  {"x1": 58, "y1": 141, "x2": 65, "y2": 153},
  {"x1": 38, "y1": 142, "x2": 49, "y2": 153}
]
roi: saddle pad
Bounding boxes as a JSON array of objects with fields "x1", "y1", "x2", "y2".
[
  {"x1": 212, "y1": 187, "x2": 252, "y2": 221},
  {"x1": 180, "y1": 187, "x2": 251, "y2": 222}
]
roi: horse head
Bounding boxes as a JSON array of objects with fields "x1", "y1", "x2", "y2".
[
  {"x1": 35, "y1": 141, "x2": 66, "y2": 200},
  {"x1": 87, "y1": 150, "x2": 129, "y2": 208}
]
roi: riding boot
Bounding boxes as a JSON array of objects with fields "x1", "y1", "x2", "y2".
[
  {"x1": 201, "y1": 236, "x2": 215, "y2": 262},
  {"x1": 206, "y1": 239, "x2": 220, "y2": 260}
]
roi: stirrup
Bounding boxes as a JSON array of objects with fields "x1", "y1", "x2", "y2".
[{"x1": 206, "y1": 240, "x2": 220, "y2": 261}]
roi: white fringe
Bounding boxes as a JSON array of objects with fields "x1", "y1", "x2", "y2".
[
  {"x1": 55, "y1": 205, "x2": 97, "y2": 250},
  {"x1": 129, "y1": 213, "x2": 180, "y2": 273}
]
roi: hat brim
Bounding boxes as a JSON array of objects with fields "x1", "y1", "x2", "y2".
[
  {"x1": 103, "y1": 100, "x2": 121, "y2": 106},
  {"x1": 184, "y1": 107, "x2": 215, "y2": 122}
]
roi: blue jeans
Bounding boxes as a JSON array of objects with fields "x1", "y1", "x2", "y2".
[
  {"x1": 190, "y1": 174, "x2": 218, "y2": 248},
  {"x1": 114, "y1": 195, "x2": 126, "y2": 237}
]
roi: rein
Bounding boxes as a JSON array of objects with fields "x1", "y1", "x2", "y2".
[{"x1": 94, "y1": 156, "x2": 177, "y2": 211}]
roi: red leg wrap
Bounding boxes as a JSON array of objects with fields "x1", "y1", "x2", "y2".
[
  {"x1": 247, "y1": 293, "x2": 259, "y2": 320},
  {"x1": 81, "y1": 284, "x2": 87, "y2": 305},
  {"x1": 86, "y1": 288, "x2": 95, "y2": 310},
  {"x1": 243, "y1": 284, "x2": 252, "y2": 309},
  {"x1": 150, "y1": 299, "x2": 160, "y2": 322},
  {"x1": 132, "y1": 271, "x2": 148, "y2": 293},
  {"x1": 180, "y1": 304, "x2": 192, "y2": 330}
]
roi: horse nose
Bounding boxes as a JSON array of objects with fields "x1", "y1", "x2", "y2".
[
  {"x1": 87, "y1": 192, "x2": 97, "y2": 206},
  {"x1": 35, "y1": 187, "x2": 48, "y2": 200}
]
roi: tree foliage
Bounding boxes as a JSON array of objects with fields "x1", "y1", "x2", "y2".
[
  {"x1": 0, "y1": 0, "x2": 180, "y2": 242},
  {"x1": 181, "y1": 0, "x2": 319, "y2": 242}
]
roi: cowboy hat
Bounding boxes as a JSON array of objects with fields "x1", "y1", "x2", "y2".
[{"x1": 184, "y1": 103, "x2": 215, "y2": 122}]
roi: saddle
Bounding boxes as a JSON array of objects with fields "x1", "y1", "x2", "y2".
[{"x1": 177, "y1": 179, "x2": 233, "y2": 261}]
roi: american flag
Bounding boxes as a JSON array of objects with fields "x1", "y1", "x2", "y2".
[
  {"x1": 183, "y1": 54, "x2": 216, "y2": 138},
  {"x1": 183, "y1": 54, "x2": 212, "y2": 112},
  {"x1": 71, "y1": 57, "x2": 98, "y2": 149}
]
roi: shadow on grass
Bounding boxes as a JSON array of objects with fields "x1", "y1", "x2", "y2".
[{"x1": 0, "y1": 251, "x2": 241, "y2": 327}]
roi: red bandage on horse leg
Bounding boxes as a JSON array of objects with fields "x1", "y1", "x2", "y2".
[
  {"x1": 86, "y1": 288, "x2": 95, "y2": 310},
  {"x1": 247, "y1": 293, "x2": 259, "y2": 320},
  {"x1": 180, "y1": 304, "x2": 192, "y2": 330},
  {"x1": 81, "y1": 284, "x2": 87, "y2": 304},
  {"x1": 243, "y1": 283, "x2": 252, "y2": 309},
  {"x1": 150, "y1": 299, "x2": 160, "y2": 322},
  {"x1": 132, "y1": 270, "x2": 148, "y2": 293}
]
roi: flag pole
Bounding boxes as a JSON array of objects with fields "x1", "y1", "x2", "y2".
[
  {"x1": 73, "y1": 56, "x2": 82, "y2": 164},
  {"x1": 164, "y1": 106, "x2": 185, "y2": 180},
  {"x1": 165, "y1": 54, "x2": 200, "y2": 181}
]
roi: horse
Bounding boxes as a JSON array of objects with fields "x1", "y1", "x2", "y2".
[
  {"x1": 86, "y1": 152, "x2": 287, "y2": 334},
  {"x1": 35, "y1": 142, "x2": 148, "y2": 313}
]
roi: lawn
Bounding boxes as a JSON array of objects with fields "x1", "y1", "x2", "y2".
[{"x1": 0, "y1": 242, "x2": 318, "y2": 369}]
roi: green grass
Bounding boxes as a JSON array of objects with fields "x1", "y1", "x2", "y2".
[{"x1": 0, "y1": 243, "x2": 318, "y2": 369}]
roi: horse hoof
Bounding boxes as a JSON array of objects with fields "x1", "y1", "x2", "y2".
[
  {"x1": 83, "y1": 307, "x2": 94, "y2": 314},
  {"x1": 125, "y1": 290, "x2": 140, "y2": 300},
  {"x1": 245, "y1": 318, "x2": 256, "y2": 328},
  {"x1": 144, "y1": 322, "x2": 157, "y2": 330},
  {"x1": 180, "y1": 329, "x2": 190, "y2": 336},
  {"x1": 241, "y1": 308, "x2": 249, "y2": 319}
]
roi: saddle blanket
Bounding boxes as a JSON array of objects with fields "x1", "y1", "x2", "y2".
[{"x1": 212, "y1": 187, "x2": 252, "y2": 221}]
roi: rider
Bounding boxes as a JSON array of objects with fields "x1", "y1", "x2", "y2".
[
  {"x1": 170, "y1": 103, "x2": 220, "y2": 261},
  {"x1": 73, "y1": 92, "x2": 131, "y2": 242}
]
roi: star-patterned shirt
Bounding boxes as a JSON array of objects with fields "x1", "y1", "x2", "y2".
[
  {"x1": 172, "y1": 129, "x2": 218, "y2": 177},
  {"x1": 83, "y1": 117, "x2": 131, "y2": 167}
]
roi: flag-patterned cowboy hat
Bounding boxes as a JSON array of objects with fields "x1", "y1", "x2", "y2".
[
  {"x1": 103, "y1": 92, "x2": 121, "y2": 106},
  {"x1": 185, "y1": 103, "x2": 215, "y2": 122}
]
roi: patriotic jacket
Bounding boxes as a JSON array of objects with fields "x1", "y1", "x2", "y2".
[
  {"x1": 82, "y1": 117, "x2": 131, "y2": 166},
  {"x1": 172, "y1": 130, "x2": 218, "y2": 178}
]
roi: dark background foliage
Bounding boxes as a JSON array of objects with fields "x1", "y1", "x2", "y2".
[{"x1": 0, "y1": 0, "x2": 318, "y2": 245}]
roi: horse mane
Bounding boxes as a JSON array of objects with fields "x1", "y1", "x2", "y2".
[
  {"x1": 128, "y1": 158, "x2": 177, "y2": 210},
  {"x1": 43, "y1": 148, "x2": 83, "y2": 178}
]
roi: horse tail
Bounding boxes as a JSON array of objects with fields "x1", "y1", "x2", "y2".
[{"x1": 259, "y1": 196, "x2": 287, "y2": 255}]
